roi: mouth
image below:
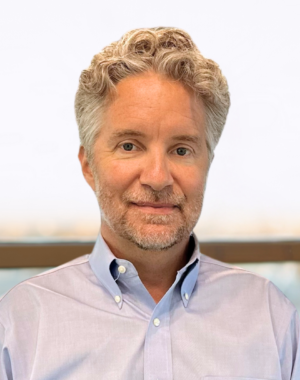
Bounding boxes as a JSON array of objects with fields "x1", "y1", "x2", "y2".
[{"x1": 131, "y1": 202, "x2": 178, "y2": 214}]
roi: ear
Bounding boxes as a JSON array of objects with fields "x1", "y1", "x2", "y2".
[{"x1": 78, "y1": 146, "x2": 96, "y2": 191}]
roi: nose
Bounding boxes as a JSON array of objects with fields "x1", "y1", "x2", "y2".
[{"x1": 139, "y1": 152, "x2": 174, "y2": 191}]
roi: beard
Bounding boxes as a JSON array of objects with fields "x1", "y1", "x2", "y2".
[{"x1": 94, "y1": 173, "x2": 205, "y2": 251}]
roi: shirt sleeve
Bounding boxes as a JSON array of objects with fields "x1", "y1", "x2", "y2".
[
  {"x1": 268, "y1": 281, "x2": 300, "y2": 380},
  {"x1": 279, "y1": 308, "x2": 300, "y2": 380},
  {"x1": 0, "y1": 321, "x2": 12, "y2": 380}
]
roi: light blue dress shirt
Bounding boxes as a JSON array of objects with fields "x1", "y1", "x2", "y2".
[{"x1": 0, "y1": 233, "x2": 299, "y2": 380}]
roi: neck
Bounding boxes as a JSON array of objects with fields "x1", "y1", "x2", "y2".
[{"x1": 101, "y1": 223, "x2": 191, "y2": 303}]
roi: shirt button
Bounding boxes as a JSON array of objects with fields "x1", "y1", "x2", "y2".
[
  {"x1": 118, "y1": 265, "x2": 126, "y2": 274},
  {"x1": 114, "y1": 295, "x2": 121, "y2": 303},
  {"x1": 184, "y1": 293, "x2": 189, "y2": 300},
  {"x1": 153, "y1": 318, "x2": 160, "y2": 327}
]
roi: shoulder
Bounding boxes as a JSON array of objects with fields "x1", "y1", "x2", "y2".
[
  {"x1": 0, "y1": 254, "x2": 90, "y2": 325},
  {"x1": 200, "y1": 252, "x2": 281, "y2": 288},
  {"x1": 199, "y1": 253, "x2": 294, "y2": 300},
  {"x1": 198, "y1": 253, "x2": 270, "y2": 286},
  {"x1": 199, "y1": 253, "x2": 299, "y2": 337},
  {"x1": 198, "y1": 254, "x2": 300, "y2": 372}
]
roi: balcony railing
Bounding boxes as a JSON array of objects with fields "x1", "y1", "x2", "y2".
[{"x1": 1, "y1": 240, "x2": 300, "y2": 267}]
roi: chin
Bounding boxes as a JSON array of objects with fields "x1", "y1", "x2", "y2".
[
  {"x1": 100, "y1": 202, "x2": 199, "y2": 250},
  {"x1": 119, "y1": 223, "x2": 190, "y2": 251}
]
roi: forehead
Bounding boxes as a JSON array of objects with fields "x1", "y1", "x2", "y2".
[{"x1": 102, "y1": 72, "x2": 206, "y2": 137}]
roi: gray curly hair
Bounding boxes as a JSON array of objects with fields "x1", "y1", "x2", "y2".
[{"x1": 75, "y1": 27, "x2": 230, "y2": 162}]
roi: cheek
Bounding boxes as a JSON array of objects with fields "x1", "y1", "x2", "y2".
[
  {"x1": 98, "y1": 160, "x2": 140, "y2": 193},
  {"x1": 175, "y1": 165, "x2": 207, "y2": 197}
]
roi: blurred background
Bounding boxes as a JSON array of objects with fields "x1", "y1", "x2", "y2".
[{"x1": 0, "y1": 1, "x2": 299, "y2": 310}]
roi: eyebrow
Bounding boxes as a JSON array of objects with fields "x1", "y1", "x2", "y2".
[
  {"x1": 108, "y1": 129, "x2": 146, "y2": 142},
  {"x1": 108, "y1": 129, "x2": 201, "y2": 145},
  {"x1": 171, "y1": 135, "x2": 201, "y2": 145}
]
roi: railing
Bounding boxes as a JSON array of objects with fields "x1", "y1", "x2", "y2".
[{"x1": 1, "y1": 240, "x2": 300, "y2": 267}]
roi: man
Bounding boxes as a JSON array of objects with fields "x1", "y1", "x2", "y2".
[{"x1": 0, "y1": 27, "x2": 299, "y2": 379}]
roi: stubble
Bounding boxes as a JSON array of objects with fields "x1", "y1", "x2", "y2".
[{"x1": 93, "y1": 171, "x2": 205, "y2": 251}]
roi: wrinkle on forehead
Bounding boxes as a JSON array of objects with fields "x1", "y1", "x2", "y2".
[
  {"x1": 102, "y1": 72, "x2": 206, "y2": 140},
  {"x1": 112, "y1": 72, "x2": 201, "y2": 108}
]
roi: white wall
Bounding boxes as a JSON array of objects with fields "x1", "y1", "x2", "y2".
[{"x1": 0, "y1": 0, "x2": 299, "y2": 241}]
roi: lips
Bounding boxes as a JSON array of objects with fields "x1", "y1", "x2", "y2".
[
  {"x1": 130, "y1": 202, "x2": 179, "y2": 215},
  {"x1": 133, "y1": 202, "x2": 176, "y2": 208}
]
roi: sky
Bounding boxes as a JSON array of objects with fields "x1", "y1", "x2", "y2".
[{"x1": 0, "y1": 0, "x2": 299, "y2": 241}]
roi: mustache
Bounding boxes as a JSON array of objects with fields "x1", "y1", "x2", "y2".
[{"x1": 122, "y1": 188, "x2": 186, "y2": 209}]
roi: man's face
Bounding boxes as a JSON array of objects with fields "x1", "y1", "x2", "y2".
[{"x1": 81, "y1": 71, "x2": 209, "y2": 250}]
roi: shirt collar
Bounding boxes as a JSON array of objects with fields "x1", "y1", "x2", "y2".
[
  {"x1": 89, "y1": 234, "x2": 124, "y2": 309},
  {"x1": 177, "y1": 233, "x2": 201, "y2": 307},
  {"x1": 89, "y1": 233, "x2": 201, "y2": 309}
]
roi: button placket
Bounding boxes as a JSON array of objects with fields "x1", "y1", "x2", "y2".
[{"x1": 144, "y1": 292, "x2": 173, "y2": 380}]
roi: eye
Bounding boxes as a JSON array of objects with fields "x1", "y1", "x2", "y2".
[
  {"x1": 121, "y1": 143, "x2": 136, "y2": 151},
  {"x1": 175, "y1": 147, "x2": 191, "y2": 156}
]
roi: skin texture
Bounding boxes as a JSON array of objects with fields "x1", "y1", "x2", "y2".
[{"x1": 79, "y1": 71, "x2": 210, "y2": 302}]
